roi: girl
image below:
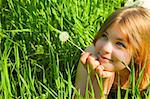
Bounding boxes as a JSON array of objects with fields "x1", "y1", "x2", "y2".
[{"x1": 75, "y1": 6, "x2": 150, "y2": 98}]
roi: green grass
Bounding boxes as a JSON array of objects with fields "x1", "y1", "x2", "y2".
[{"x1": 1, "y1": 0, "x2": 150, "y2": 98}]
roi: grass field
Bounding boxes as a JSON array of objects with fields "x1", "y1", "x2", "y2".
[{"x1": 1, "y1": 0, "x2": 150, "y2": 98}]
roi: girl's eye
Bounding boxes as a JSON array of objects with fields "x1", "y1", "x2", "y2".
[
  {"x1": 116, "y1": 42, "x2": 126, "y2": 48},
  {"x1": 100, "y1": 34, "x2": 108, "y2": 40}
]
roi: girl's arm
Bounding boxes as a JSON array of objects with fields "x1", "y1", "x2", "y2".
[
  {"x1": 75, "y1": 45, "x2": 115, "y2": 98},
  {"x1": 75, "y1": 61, "x2": 88, "y2": 96}
]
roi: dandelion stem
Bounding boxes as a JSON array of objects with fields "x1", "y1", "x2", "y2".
[{"x1": 68, "y1": 40, "x2": 84, "y2": 53}]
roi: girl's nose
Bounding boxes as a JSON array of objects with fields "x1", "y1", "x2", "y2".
[{"x1": 101, "y1": 42, "x2": 113, "y2": 54}]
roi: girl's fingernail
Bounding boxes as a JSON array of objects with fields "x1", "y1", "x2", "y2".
[{"x1": 101, "y1": 65, "x2": 104, "y2": 70}]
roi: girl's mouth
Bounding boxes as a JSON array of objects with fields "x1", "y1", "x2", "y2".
[
  {"x1": 97, "y1": 51, "x2": 113, "y2": 62},
  {"x1": 96, "y1": 52, "x2": 113, "y2": 63},
  {"x1": 99, "y1": 55, "x2": 113, "y2": 63}
]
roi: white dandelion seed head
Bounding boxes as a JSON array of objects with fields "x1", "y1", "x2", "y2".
[{"x1": 59, "y1": 31, "x2": 69, "y2": 42}]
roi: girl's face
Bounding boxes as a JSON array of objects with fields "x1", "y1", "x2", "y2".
[{"x1": 95, "y1": 24, "x2": 132, "y2": 72}]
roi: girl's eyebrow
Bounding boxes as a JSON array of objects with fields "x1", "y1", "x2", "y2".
[
  {"x1": 104, "y1": 31, "x2": 128, "y2": 43},
  {"x1": 116, "y1": 38, "x2": 128, "y2": 46},
  {"x1": 116, "y1": 38, "x2": 128, "y2": 44},
  {"x1": 116, "y1": 37, "x2": 128, "y2": 43},
  {"x1": 116, "y1": 38, "x2": 125, "y2": 41}
]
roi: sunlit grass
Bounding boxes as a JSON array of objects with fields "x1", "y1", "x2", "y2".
[{"x1": 1, "y1": 0, "x2": 150, "y2": 99}]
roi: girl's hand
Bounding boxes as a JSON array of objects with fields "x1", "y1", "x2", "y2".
[
  {"x1": 80, "y1": 51, "x2": 115, "y2": 97},
  {"x1": 95, "y1": 65, "x2": 115, "y2": 78},
  {"x1": 80, "y1": 52, "x2": 100, "y2": 72},
  {"x1": 80, "y1": 52, "x2": 114, "y2": 78}
]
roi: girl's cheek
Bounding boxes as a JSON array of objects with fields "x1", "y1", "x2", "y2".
[
  {"x1": 114, "y1": 52, "x2": 131, "y2": 69},
  {"x1": 124, "y1": 53, "x2": 132, "y2": 65},
  {"x1": 95, "y1": 40, "x2": 103, "y2": 52},
  {"x1": 95, "y1": 41, "x2": 100, "y2": 52},
  {"x1": 121, "y1": 50, "x2": 132, "y2": 64}
]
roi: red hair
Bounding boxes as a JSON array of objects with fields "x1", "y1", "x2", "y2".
[{"x1": 93, "y1": 6, "x2": 150, "y2": 90}]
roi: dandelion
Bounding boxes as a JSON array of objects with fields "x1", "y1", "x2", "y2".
[
  {"x1": 59, "y1": 31, "x2": 69, "y2": 42},
  {"x1": 59, "y1": 31, "x2": 84, "y2": 52}
]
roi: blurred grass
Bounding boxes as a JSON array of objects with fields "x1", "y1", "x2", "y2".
[{"x1": 1, "y1": 0, "x2": 149, "y2": 99}]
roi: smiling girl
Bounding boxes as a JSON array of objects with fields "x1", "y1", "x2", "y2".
[{"x1": 75, "y1": 6, "x2": 150, "y2": 98}]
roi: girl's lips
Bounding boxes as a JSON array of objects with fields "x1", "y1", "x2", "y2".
[{"x1": 99, "y1": 56, "x2": 112, "y2": 63}]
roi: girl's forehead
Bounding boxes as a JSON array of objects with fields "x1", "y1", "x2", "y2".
[
  {"x1": 105, "y1": 25, "x2": 133, "y2": 52},
  {"x1": 105, "y1": 24, "x2": 129, "y2": 42}
]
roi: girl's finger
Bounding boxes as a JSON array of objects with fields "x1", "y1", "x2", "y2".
[
  {"x1": 80, "y1": 52, "x2": 91, "y2": 65},
  {"x1": 95, "y1": 65, "x2": 104, "y2": 76},
  {"x1": 101, "y1": 71, "x2": 115, "y2": 78},
  {"x1": 87, "y1": 56, "x2": 100, "y2": 69},
  {"x1": 95, "y1": 65, "x2": 114, "y2": 78}
]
